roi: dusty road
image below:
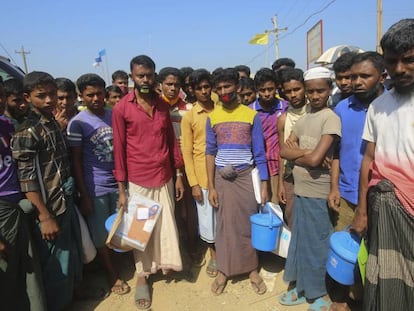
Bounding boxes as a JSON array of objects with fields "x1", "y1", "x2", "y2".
[{"x1": 70, "y1": 251, "x2": 312, "y2": 311}]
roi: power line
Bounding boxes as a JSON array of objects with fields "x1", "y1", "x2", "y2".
[
  {"x1": 246, "y1": 0, "x2": 337, "y2": 65},
  {"x1": 0, "y1": 41, "x2": 18, "y2": 65}
]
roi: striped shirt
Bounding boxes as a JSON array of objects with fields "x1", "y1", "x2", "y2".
[
  {"x1": 249, "y1": 98, "x2": 288, "y2": 176},
  {"x1": 11, "y1": 109, "x2": 71, "y2": 216},
  {"x1": 206, "y1": 104, "x2": 268, "y2": 180}
]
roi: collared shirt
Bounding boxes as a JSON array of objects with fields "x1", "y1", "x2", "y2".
[
  {"x1": 249, "y1": 98, "x2": 288, "y2": 176},
  {"x1": 334, "y1": 95, "x2": 368, "y2": 205},
  {"x1": 11, "y1": 108, "x2": 71, "y2": 216},
  {"x1": 181, "y1": 101, "x2": 215, "y2": 189},
  {"x1": 112, "y1": 92, "x2": 183, "y2": 188}
]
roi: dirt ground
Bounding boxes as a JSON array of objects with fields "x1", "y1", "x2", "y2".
[{"x1": 69, "y1": 250, "x2": 315, "y2": 311}]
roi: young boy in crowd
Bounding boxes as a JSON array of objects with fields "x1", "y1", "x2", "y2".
[
  {"x1": 105, "y1": 85, "x2": 122, "y2": 109},
  {"x1": 331, "y1": 52, "x2": 357, "y2": 107},
  {"x1": 249, "y1": 68, "x2": 288, "y2": 203},
  {"x1": 239, "y1": 77, "x2": 257, "y2": 105},
  {"x1": 3, "y1": 78, "x2": 30, "y2": 128},
  {"x1": 277, "y1": 68, "x2": 309, "y2": 227},
  {"x1": 111, "y1": 70, "x2": 129, "y2": 97},
  {"x1": 181, "y1": 69, "x2": 218, "y2": 278},
  {"x1": 206, "y1": 68, "x2": 268, "y2": 296},
  {"x1": 12, "y1": 71, "x2": 83, "y2": 311},
  {"x1": 279, "y1": 67, "x2": 341, "y2": 310},
  {"x1": 0, "y1": 81, "x2": 46, "y2": 310},
  {"x1": 67, "y1": 74, "x2": 130, "y2": 295},
  {"x1": 54, "y1": 77, "x2": 78, "y2": 130}
]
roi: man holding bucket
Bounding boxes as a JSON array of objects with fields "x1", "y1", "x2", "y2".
[
  {"x1": 206, "y1": 68, "x2": 269, "y2": 296},
  {"x1": 352, "y1": 19, "x2": 414, "y2": 311}
]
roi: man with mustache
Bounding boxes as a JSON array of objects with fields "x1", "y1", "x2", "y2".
[
  {"x1": 328, "y1": 51, "x2": 386, "y2": 309},
  {"x1": 112, "y1": 55, "x2": 184, "y2": 310},
  {"x1": 352, "y1": 19, "x2": 414, "y2": 311}
]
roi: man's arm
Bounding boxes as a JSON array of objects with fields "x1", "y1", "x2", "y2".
[
  {"x1": 70, "y1": 146, "x2": 93, "y2": 215},
  {"x1": 277, "y1": 113, "x2": 287, "y2": 204},
  {"x1": 351, "y1": 141, "x2": 375, "y2": 235},
  {"x1": 279, "y1": 131, "x2": 308, "y2": 160},
  {"x1": 25, "y1": 191, "x2": 60, "y2": 240},
  {"x1": 294, "y1": 134, "x2": 338, "y2": 168},
  {"x1": 328, "y1": 156, "x2": 341, "y2": 212},
  {"x1": 206, "y1": 154, "x2": 218, "y2": 208}
]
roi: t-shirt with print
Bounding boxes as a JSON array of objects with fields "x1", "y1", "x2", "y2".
[
  {"x1": 292, "y1": 108, "x2": 341, "y2": 199},
  {"x1": 67, "y1": 109, "x2": 117, "y2": 197}
]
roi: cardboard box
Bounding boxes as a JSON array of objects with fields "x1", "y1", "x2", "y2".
[{"x1": 106, "y1": 193, "x2": 162, "y2": 252}]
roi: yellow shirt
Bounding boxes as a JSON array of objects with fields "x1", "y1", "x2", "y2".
[{"x1": 180, "y1": 102, "x2": 216, "y2": 189}]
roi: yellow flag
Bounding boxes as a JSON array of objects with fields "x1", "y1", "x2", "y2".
[{"x1": 249, "y1": 33, "x2": 269, "y2": 45}]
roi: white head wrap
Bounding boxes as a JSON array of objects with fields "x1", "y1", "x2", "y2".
[{"x1": 303, "y1": 67, "x2": 333, "y2": 81}]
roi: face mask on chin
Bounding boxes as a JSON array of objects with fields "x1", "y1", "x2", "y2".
[
  {"x1": 219, "y1": 91, "x2": 238, "y2": 105},
  {"x1": 135, "y1": 83, "x2": 153, "y2": 94}
]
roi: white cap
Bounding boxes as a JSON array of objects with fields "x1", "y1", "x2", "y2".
[{"x1": 303, "y1": 67, "x2": 332, "y2": 81}]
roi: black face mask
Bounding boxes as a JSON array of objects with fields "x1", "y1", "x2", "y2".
[{"x1": 219, "y1": 91, "x2": 238, "y2": 104}]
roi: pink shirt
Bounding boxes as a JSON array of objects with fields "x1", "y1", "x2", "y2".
[{"x1": 112, "y1": 92, "x2": 183, "y2": 188}]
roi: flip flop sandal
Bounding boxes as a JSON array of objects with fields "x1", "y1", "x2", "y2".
[
  {"x1": 211, "y1": 277, "x2": 227, "y2": 295},
  {"x1": 206, "y1": 259, "x2": 218, "y2": 278},
  {"x1": 111, "y1": 280, "x2": 131, "y2": 295},
  {"x1": 250, "y1": 278, "x2": 267, "y2": 295},
  {"x1": 135, "y1": 285, "x2": 152, "y2": 310},
  {"x1": 190, "y1": 252, "x2": 206, "y2": 267},
  {"x1": 278, "y1": 287, "x2": 307, "y2": 306},
  {"x1": 308, "y1": 296, "x2": 332, "y2": 311}
]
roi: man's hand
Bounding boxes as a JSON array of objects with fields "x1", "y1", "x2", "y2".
[
  {"x1": 208, "y1": 188, "x2": 219, "y2": 208},
  {"x1": 350, "y1": 207, "x2": 368, "y2": 236},
  {"x1": 328, "y1": 189, "x2": 341, "y2": 212},
  {"x1": 117, "y1": 190, "x2": 128, "y2": 213},
  {"x1": 278, "y1": 182, "x2": 287, "y2": 205},
  {"x1": 79, "y1": 195, "x2": 94, "y2": 216},
  {"x1": 192, "y1": 185, "x2": 203, "y2": 204},
  {"x1": 54, "y1": 108, "x2": 68, "y2": 129},
  {"x1": 175, "y1": 176, "x2": 184, "y2": 201},
  {"x1": 260, "y1": 181, "x2": 268, "y2": 206},
  {"x1": 39, "y1": 214, "x2": 60, "y2": 241},
  {"x1": 0, "y1": 241, "x2": 7, "y2": 260}
]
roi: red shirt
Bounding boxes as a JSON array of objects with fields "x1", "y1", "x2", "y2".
[{"x1": 112, "y1": 92, "x2": 183, "y2": 187}]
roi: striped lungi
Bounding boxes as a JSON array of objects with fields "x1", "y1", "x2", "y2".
[{"x1": 364, "y1": 179, "x2": 414, "y2": 311}]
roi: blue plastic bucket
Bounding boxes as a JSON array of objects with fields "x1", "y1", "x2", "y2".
[
  {"x1": 326, "y1": 231, "x2": 361, "y2": 285},
  {"x1": 250, "y1": 208, "x2": 282, "y2": 252},
  {"x1": 105, "y1": 213, "x2": 128, "y2": 253}
]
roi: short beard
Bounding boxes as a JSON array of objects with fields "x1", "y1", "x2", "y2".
[{"x1": 354, "y1": 83, "x2": 382, "y2": 103}]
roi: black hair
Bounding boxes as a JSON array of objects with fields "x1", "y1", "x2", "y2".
[
  {"x1": 180, "y1": 67, "x2": 194, "y2": 79},
  {"x1": 352, "y1": 51, "x2": 385, "y2": 74},
  {"x1": 239, "y1": 77, "x2": 256, "y2": 92},
  {"x1": 272, "y1": 58, "x2": 296, "y2": 71},
  {"x1": 76, "y1": 74, "x2": 106, "y2": 93},
  {"x1": 157, "y1": 67, "x2": 184, "y2": 84},
  {"x1": 234, "y1": 65, "x2": 251, "y2": 77},
  {"x1": 105, "y1": 85, "x2": 122, "y2": 99},
  {"x1": 381, "y1": 18, "x2": 414, "y2": 54},
  {"x1": 188, "y1": 69, "x2": 212, "y2": 89},
  {"x1": 254, "y1": 68, "x2": 277, "y2": 88},
  {"x1": 332, "y1": 52, "x2": 358, "y2": 74},
  {"x1": 112, "y1": 70, "x2": 128, "y2": 81},
  {"x1": 3, "y1": 78, "x2": 23, "y2": 97},
  {"x1": 55, "y1": 77, "x2": 76, "y2": 94},
  {"x1": 23, "y1": 71, "x2": 56, "y2": 94},
  {"x1": 213, "y1": 67, "x2": 239, "y2": 86},
  {"x1": 130, "y1": 55, "x2": 156, "y2": 72},
  {"x1": 279, "y1": 68, "x2": 305, "y2": 85}
]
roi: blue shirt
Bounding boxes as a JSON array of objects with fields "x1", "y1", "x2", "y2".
[{"x1": 334, "y1": 95, "x2": 367, "y2": 205}]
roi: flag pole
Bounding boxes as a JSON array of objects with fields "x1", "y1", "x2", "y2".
[{"x1": 104, "y1": 53, "x2": 110, "y2": 85}]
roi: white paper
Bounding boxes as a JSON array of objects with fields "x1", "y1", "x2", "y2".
[{"x1": 137, "y1": 207, "x2": 149, "y2": 220}]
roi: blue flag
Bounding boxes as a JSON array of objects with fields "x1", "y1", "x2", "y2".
[{"x1": 98, "y1": 49, "x2": 106, "y2": 57}]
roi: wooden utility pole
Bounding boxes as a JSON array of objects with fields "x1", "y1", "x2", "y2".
[
  {"x1": 376, "y1": 0, "x2": 383, "y2": 53},
  {"x1": 15, "y1": 46, "x2": 30, "y2": 73},
  {"x1": 271, "y1": 16, "x2": 288, "y2": 61}
]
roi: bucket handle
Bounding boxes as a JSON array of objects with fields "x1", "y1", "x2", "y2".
[{"x1": 260, "y1": 202, "x2": 274, "y2": 229}]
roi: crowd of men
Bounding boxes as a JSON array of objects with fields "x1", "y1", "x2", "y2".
[{"x1": 0, "y1": 18, "x2": 413, "y2": 311}]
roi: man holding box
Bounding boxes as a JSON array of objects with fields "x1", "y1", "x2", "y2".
[{"x1": 112, "y1": 55, "x2": 184, "y2": 310}]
